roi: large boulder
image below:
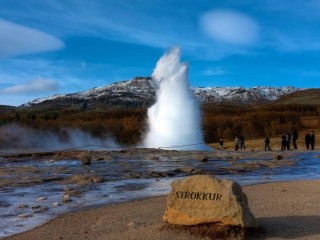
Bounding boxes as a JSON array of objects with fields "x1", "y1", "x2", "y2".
[{"x1": 163, "y1": 175, "x2": 257, "y2": 227}]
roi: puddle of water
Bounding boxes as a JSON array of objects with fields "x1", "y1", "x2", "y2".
[{"x1": 0, "y1": 178, "x2": 175, "y2": 238}]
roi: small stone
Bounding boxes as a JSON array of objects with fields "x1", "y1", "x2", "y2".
[
  {"x1": 31, "y1": 205, "x2": 41, "y2": 209},
  {"x1": 37, "y1": 196, "x2": 47, "y2": 201},
  {"x1": 273, "y1": 154, "x2": 283, "y2": 160},
  {"x1": 18, "y1": 214, "x2": 30, "y2": 219},
  {"x1": 33, "y1": 206, "x2": 49, "y2": 213},
  {"x1": 127, "y1": 221, "x2": 146, "y2": 229},
  {"x1": 63, "y1": 194, "x2": 70, "y2": 199},
  {"x1": 199, "y1": 155, "x2": 208, "y2": 162},
  {"x1": 127, "y1": 221, "x2": 136, "y2": 228},
  {"x1": 62, "y1": 198, "x2": 72, "y2": 203},
  {"x1": 52, "y1": 202, "x2": 61, "y2": 207},
  {"x1": 63, "y1": 188, "x2": 82, "y2": 197},
  {"x1": 17, "y1": 204, "x2": 28, "y2": 209},
  {"x1": 78, "y1": 152, "x2": 92, "y2": 165},
  {"x1": 92, "y1": 176, "x2": 104, "y2": 183}
]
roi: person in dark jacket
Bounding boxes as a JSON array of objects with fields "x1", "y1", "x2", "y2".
[
  {"x1": 219, "y1": 137, "x2": 224, "y2": 150},
  {"x1": 281, "y1": 133, "x2": 286, "y2": 151},
  {"x1": 265, "y1": 136, "x2": 271, "y2": 150},
  {"x1": 239, "y1": 135, "x2": 245, "y2": 151},
  {"x1": 310, "y1": 131, "x2": 315, "y2": 150},
  {"x1": 292, "y1": 130, "x2": 298, "y2": 150},
  {"x1": 234, "y1": 136, "x2": 239, "y2": 151},
  {"x1": 305, "y1": 132, "x2": 311, "y2": 150},
  {"x1": 285, "y1": 131, "x2": 291, "y2": 150}
]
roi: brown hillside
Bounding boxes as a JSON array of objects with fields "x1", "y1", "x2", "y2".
[
  {"x1": 276, "y1": 89, "x2": 320, "y2": 105},
  {"x1": 0, "y1": 105, "x2": 16, "y2": 113}
]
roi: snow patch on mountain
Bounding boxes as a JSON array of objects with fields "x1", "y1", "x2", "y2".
[
  {"x1": 21, "y1": 77, "x2": 302, "y2": 108},
  {"x1": 193, "y1": 86, "x2": 300, "y2": 103}
]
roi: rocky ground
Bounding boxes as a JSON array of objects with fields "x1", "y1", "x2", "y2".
[
  {"x1": 1, "y1": 148, "x2": 319, "y2": 239},
  {"x1": 0, "y1": 148, "x2": 299, "y2": 189}
]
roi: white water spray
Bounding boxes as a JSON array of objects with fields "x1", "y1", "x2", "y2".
[{"x1": 144, "y1": 47, "x2": 208, "y2": 150}]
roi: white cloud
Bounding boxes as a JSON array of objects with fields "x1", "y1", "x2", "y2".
[
  {"x1": 0, "y1": 79, "x2": 59, "y2": 94},
  {"x1": 0, "y1": 19, "x2": 64, "y2": 58},
  {"x1": 201, "y1": 68, "x2": 227, "y2": 76},
  {"x1": 199, "y1": 10, "x2": 260, "y2": 45}
]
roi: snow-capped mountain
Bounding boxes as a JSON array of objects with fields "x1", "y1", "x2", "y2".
[
  {"x1": 193, "y1": 86, "x2": 300, "y2": 104},
  {"x1": 21, "y1": 77, "x2": 302, "y2": 109}
]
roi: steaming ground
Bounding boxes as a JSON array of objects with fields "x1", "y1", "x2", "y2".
[
  {"x1": 0, "y1": 123, "x2": 118, "y2": 151},
  {"x1": 144, "y1": 48, "x2": 208, "y2": 150}
]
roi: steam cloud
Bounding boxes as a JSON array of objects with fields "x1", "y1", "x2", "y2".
[
  {"x1": 0, "y1": 124, "x2": 118, "y2": 151},
  {"x1": 143, "y1": 47, "x2": 208, "y2": 150}
]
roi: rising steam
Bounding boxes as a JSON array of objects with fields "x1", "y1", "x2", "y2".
[
  {"x1": 0, "y1": 124, "x2": 118, "y2": 151},
  {"x1": 143, "y1": 47, "x2": 208, "y2": 150}
]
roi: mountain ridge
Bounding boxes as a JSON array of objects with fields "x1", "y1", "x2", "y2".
[{"x1": 20, "y1": 77, "x2": 304, "y2": 110}]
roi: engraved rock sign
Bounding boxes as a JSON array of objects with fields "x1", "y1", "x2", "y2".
[{"x1": 163, "y1": 175, "x2": 257, "y2": 227}]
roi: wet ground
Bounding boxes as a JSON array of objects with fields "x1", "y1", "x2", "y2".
[{"x1": 0, "y1": 149, "x2": 320, "y2": 238}]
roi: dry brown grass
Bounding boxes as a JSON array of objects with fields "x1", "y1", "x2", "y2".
[{"x1": 1, "y1": 104, "x2": 319, "y2": 148}]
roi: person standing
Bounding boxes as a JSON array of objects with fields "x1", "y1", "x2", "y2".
[
  {"x1": 285, "y1": 131, "x2": 291, "y2": 150},
  {"x1": 265, "y1": 136, "x2": 271, "y2": 151},
  {"x1": 292, "y1": 130, "x2": 298, "y2": 150},
  {"x1": 305, "y1": 132, "x2": 311, "y2": 150},
  {"x1": 239, "y1": 135, "x2": 245, "y2": 151},
  {"x1": 310, "y1": 131, "x2": 315, "y2": 150},
  {"x1": 219, "y1": 137, "x2": 224, "y2": 150},
  {"x1": 234, "y1": 136, "x2": 239, "y2": 151},
  {"x1": 281, "y1": 133, "x2": 286, "y2": 151}
]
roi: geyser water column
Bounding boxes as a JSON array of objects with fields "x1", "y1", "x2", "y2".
[{"x1": 144, "y1": 47, "x2": 208, "y2": 150}]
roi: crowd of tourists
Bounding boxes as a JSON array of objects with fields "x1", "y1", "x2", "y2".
[
  {"x1": 218, "y1": 130, "x2": 316, "y2": 151},
  {"x1": 278, "y1": 130, "x2": 315, "y2": 150},
  {"x1": 267, "y1": 130, "x2": 316, "y2": 151},
  {"x1": 234, "y1": 135, "x2": 245, "y2": 151}
]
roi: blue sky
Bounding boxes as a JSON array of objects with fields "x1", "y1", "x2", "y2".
[{"x1": 1, "y1": 0, "x2": 320, "y2": 106}]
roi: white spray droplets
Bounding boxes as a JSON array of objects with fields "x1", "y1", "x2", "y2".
[{"x1": 144, "y1": 47, "x2": 208, "y2": 150}]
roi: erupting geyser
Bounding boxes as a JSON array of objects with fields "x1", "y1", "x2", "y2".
[{"x1": 144, "y1": 47, "x2": 208, "y2": 150}]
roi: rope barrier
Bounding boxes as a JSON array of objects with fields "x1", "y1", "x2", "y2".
[
  {"x1": 1, "y1": 138, "x2": 305, "y2": 156},
  {"x1": 0, "y1": 142, "x2": 208, "y2": 156}
]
